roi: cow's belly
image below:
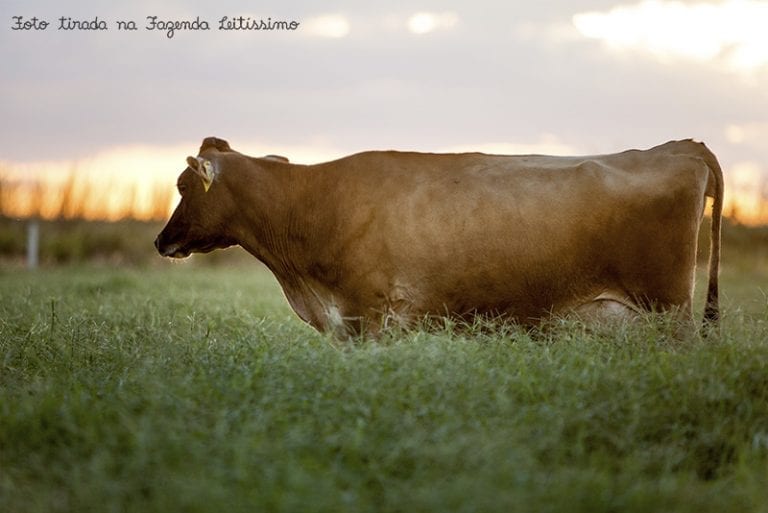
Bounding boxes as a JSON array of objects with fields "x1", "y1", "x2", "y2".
[
  {"x1": 356, "y1": 244, "x2": 694, "y2": 332},
  {"x1": 292, "y1": 268, "x2": 689, "y2": 337},
  {"x1": 370, "y1": 284, "x2": 649, "y2": 331}
]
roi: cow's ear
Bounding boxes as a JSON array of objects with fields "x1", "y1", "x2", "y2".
[{"x1": 186, "y1": 156, "x2": 216, "y2": 192}]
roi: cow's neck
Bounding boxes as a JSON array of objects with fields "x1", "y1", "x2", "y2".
[
  {"x1": 232, "y1": 164, "x2": 334, "y2": 281},
  {"x1": 230, "y1": 163, "x2": 340, "y2": 329}
]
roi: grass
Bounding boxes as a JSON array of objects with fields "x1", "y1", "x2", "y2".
[{"x1": 1, "y1": 261, "x2": 768, "y2": 513}]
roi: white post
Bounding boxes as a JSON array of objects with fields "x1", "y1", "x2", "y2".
[{"x1": 27, "y1": 219, "x2": 39, "y2": 269}]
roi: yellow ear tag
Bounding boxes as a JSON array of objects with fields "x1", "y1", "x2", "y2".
[{"x1": 201, "y1": 160, "x2": 214, "y2": 192}]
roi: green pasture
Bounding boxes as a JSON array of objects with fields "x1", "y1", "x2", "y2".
[{"x1": 1, "y1": 254, "x2": 767, "y2": 512}]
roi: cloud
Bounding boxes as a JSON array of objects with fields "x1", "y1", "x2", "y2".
[
  {"x1": 302, "y1": 14, "x2": 351, "y2": 38},
  {"x1": 406, "y1": 12, "x2": 459, "y2": 35},
  {"x1": 725, "y1": 122, "x2": 768, "y2": 147},
  {"x1": 512, "y1": 20, "x2": 581, "y2": 44},
  {"x1": 572, "y1": 0, "x2": 768, "y2": 73}
]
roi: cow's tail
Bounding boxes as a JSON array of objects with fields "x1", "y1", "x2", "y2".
[{"x1": 700, "y1": 143, "x2": 723, "y2": 329}]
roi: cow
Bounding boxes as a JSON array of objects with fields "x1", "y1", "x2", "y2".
[{"x1": 155, "y1": 137, "x2": 723, "y2": 338}]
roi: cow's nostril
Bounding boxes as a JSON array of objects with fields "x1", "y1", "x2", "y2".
[{"x1": 154, "y1": 236, "x2": 161, "y2": 251}]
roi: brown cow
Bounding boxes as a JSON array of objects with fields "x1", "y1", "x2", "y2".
[{"x1": 155, "y1": 137, "x2": 723, "y2": 338}]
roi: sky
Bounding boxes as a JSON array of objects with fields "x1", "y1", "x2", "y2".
[{"x1": 1, "y1": 0, "x2": 767, "y2": 222}]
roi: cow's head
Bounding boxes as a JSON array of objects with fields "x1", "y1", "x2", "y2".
[{"x1": 154, "y1": 137, "x2": 239, "y2": 258}]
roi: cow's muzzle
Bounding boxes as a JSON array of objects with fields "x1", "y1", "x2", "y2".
[{"x1": 154, "y1": 235, "x2": 190, "y2": 258}]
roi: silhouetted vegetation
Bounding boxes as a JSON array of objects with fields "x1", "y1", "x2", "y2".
[
  {"x1": 0, "y1": 171, "x2": 173, "y2": 222},
  {"x1": 698, "y1": 216, "x2": 768, "y2": 265}
]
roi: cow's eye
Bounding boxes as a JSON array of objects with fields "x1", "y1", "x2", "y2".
[{"x1": 177, "y1": 183, "x2": 187, "y2": 195}]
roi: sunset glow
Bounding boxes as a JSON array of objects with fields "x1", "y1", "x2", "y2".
[
  {"x1": 0, "y1": 145, "x2": 188, "y2": 221},
  {"x1": 723, "y1": 161, "x2": 768, "y2": 224}
]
